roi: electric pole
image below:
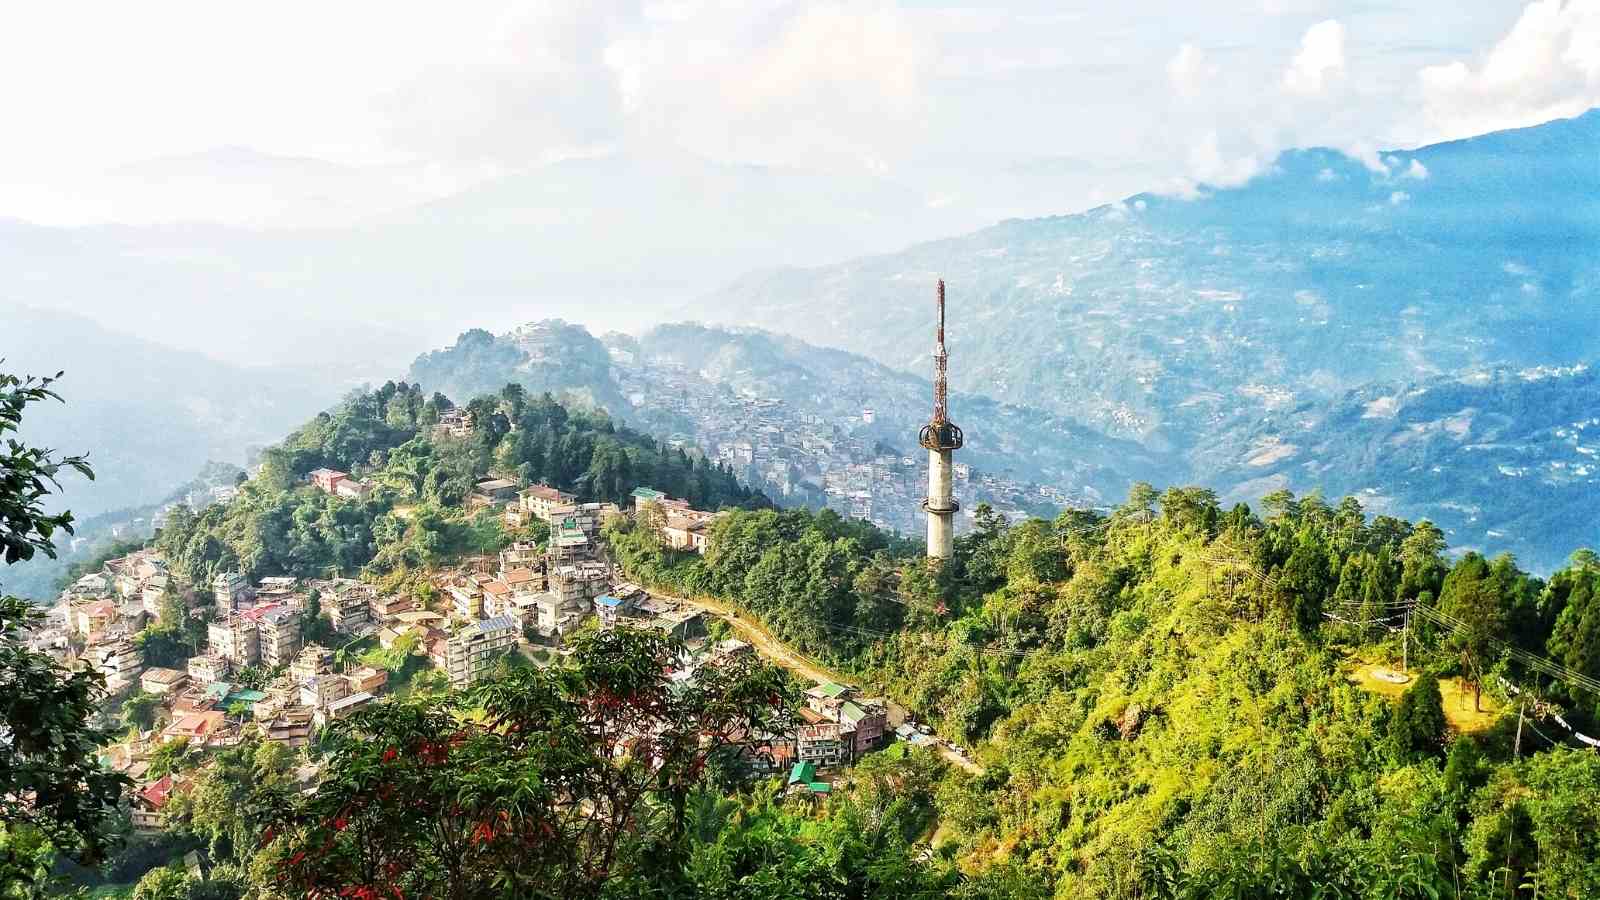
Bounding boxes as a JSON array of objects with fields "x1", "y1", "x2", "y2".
[{"x1": 1401, "y1": 607, "x2": 1409, "y2": 675}]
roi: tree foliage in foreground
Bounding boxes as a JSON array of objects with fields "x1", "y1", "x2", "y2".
[
  {"x1": 0, "y1": 366, "x2": 129, "y2": 892},
  {"x1": 264, "y1": 628, "x2": 795, "y2": 899}
]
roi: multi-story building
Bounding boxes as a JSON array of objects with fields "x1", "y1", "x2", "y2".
[
  {"x1": 448, "y1": 583, "x2": 483, "y2": 620},
  {"x1": 662, "y1": 514, "x2": 714, "y2": 554},
  {"x1": 445, "y1": 616, "x2": 519, "y2": 689},
  {"x1": 140, "y1": 576, "x2": 171, "y2": 619},
  {"x1": 207, "y1": 616, "x2": 260, "y2": 667},
  {"x1": 213, "y1": 571, "x2": 252, "y2": 613},
  {"x1": 139, "y1": 667, "x2": 188, "y2": 695},
  {"x1": 550, "y1": 561, "x2": 608, "y2": 607},
  {"x1": 369, "y1": 594, "x2": 413, "y2": 619},
  {"x1": 480, "y1": 579, "x2": 514, "y2": 618},
  {"x1": 257, "y1": 608, "x2": 302, "y2": 669},
  {"x1": 130, "y1": 776, "x2": 175, "y2": 832},
  {"x1": 500, "y1": 566, "x2": 541, "y2": 596},
  {"x1": 346, "y1": 665, "x2": 388, "y2": 695},
  {"x1": 433, "y1": 408, "x2": 474, "y2": 439},
  {"x1": 531, "y1": 592, "x2": 588, "y2": 638},
  {"x1": 518, "y1": 484, "x2": 575, "y2": 522},
  {"x1": 796, "y1": 722, "x2": 849, "y2": 769},
  {"x1": 631, "y1": 487, "x2": 667, "y2": 512},
  {"x1": 299, "y1": 672, "x2": 351, "y2": 711},
  {"x1": 72, "y1": 599, "x2": 118, "y2": 637},
  {"x1": 308, "y1": 468, "x2": 348, "y2": 493},
  {"x1": 803, "y1": 682, "x2": 888, "y2": 760},
  {"x1": 499, "y1": 541, "x2": 543, "y2": 571},
  {"x1": 262, "y1": 707, "x2": 315, "y2": 748},
  {"x1": 88, "y1": 638, "x2": 145, "y2": 693},
  {"x1": 593, "y1": 594, "x2": 634, "y2": 628},
  {"x1": 326, "y1": 584, "x2": 371, "y2": 633},
  {"x1": 187, "y1": 653, "x2": 231, "y2": 684},
  {"x1": 291, "y1": 644, "x2": 334, "y2": 682},
  {"x1": 319, "y1": 691, "x2": 374, "y2": 727}
]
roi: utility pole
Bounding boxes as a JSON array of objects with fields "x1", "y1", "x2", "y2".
[
  {"x1": 1401, "y1": 607, "x2": 1409, "y2": 675},
  {"x1": 1513, "y1": 698, "x2": 1526, "y2": 758}
]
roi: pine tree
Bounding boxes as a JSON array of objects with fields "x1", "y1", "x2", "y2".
[{"x1": 1390, "y1": 669, "x2": 1447, "y2": 759}]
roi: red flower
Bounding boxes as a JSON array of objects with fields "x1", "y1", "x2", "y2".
[
  {"x1": 381, "y1": 747, "x2": 398, "y2": 763},
  {"x1": 333, "y1": 816, "x2": 348, "y2": 831}
]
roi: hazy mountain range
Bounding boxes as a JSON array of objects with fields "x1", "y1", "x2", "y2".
[
  {"x1": 407, "y1": 320, "x2": 1163, "y2": 507},
  {"x1": 5, "y1": 111, "x2": 1597, "y2": 591},
  {"x1": 4, "y1": 307, "x2": 341, "y2": 519},
  {"x1": 686, "y1": 109, "x2": 1600, "y2": 569},
  {"x1": 0, "y1": 148, "x2": 985, "y2": 370}
]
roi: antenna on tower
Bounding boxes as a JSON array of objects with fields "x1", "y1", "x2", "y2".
[
  {"x1": 933, "y1": 279, "x2": 948, "y2": 424},
  {"x1": 919, "y1": 279, "x2": 963, "y2": 452}
]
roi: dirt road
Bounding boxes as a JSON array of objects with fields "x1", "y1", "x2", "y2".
[{"x1": 653, "y1": 589, "x2": 983, "y2": 774}]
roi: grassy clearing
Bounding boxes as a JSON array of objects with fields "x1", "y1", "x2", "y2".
[{"x1": 1347, "y1": 661, "x2": 1502, "y2": 733}]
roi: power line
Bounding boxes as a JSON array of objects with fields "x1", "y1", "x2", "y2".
[{"x1": 1411, "y1": 603, "x2": 1600, "y2": 696}]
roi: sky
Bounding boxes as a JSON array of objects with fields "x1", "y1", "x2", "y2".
[{"x1": 2, "y1": 0, "x2": 1596, "y2": 229}]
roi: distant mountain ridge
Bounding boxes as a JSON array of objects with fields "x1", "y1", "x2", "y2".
[
  {"x1": 4, "y1": 307, "x2": 340, "y2": 520},
  {"x1": 407, "y1": 319, "x2": 1163, "y2": 508},
  {"x1": 690, "y1": 109, "x2": 1600, "y2": 445},
  {"x1": 683, "y1": 109, "x2": 1600, "y2": 570},
  {"x1": 1211, "y1": 365, "x2": 1600, "y2": 571}
]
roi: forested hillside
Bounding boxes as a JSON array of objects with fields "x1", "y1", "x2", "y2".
[
  {"x1": 17, "y1": 359, "x2": 1600, "y2": 897},
  {"x1": 608, "y1": 488, "x2": 1600, "y2": 896},
  {"x1": 153, "y1": 380, "x2": 763, "y2": 587}
]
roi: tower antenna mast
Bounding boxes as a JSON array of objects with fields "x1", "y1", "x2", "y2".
[
  {"x1": 920, "y1": 279, "x2": 963, "y2": 559},
  {"x1": 933, "y1": 279, "x2": 949, "y2": 424}
]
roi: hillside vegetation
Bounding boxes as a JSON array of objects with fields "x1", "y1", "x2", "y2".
[
  {"x1": 152, "y1": 381, "x2": 763, "y2": 587},
  {"x1": 608, "y1": 487, "x2": 1600, "y2": 896},
  {"x1": 15, "y1": 367, "x2": 1600, "y2": 897}
]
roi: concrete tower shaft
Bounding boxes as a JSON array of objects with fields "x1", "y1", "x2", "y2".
[{"x1": 919, "y1": 279, "x2": 962, "y2": 559}]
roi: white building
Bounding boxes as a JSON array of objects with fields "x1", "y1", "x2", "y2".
[{"x1": 445, "y1": 616, "x2": 519, "y2": 689}]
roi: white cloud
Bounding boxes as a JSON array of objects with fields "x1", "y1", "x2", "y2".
[
  {"x1": 1182, "y1": 130, "x2": 1265, "y2": 191},
  {"x1": 1167, "y1": 44, "x2": 1217, "y2": 97},
  {"x1": 1404, "y1": 158, "x2": 1430, "y2": 179},
  {"x1": 1418, "y1": 0, "x2": 1600, "y2": 141},
  {"x1": 610, "y1": 2, "x2": 932, "y2": 170},
  {"x1": 377, "y1": 1, "x2": 636, "y2": 166},
  {"x1": 1283, "y1": 20, "x2": 1347, "y2": 94},
  {"x1": 1389, "y1": 190, "x2": 1410, "y2": 205}
]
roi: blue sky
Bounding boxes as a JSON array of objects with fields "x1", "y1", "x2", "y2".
[{"x1": 0, "y1": 0, "x2": 1594, "y2": 227}]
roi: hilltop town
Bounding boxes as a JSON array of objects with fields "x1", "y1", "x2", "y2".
[{"x1": 32, "y1": 460, "x2": 922, "y2": 839}]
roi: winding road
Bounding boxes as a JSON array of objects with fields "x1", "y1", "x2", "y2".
[{"x1": 650, "y1": 589, "x2": 983, "y2": 774}]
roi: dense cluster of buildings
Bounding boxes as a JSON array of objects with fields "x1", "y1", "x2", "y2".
[{"x1": 31, "y1": 451, "x2": 932, "y2": 836}]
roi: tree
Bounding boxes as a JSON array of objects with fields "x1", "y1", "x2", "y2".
[
  {"x1": 266, "y1": 627, "x2": 794, "y2": 898},
  {"x1": 146, "y1": 738, "x2": 192, "y2": 780},
  {"x1": 1278, "y1": 529, "x2": 1331, "y2": 634},
  {"x1": 0, "y1": 367, "x2": 129, "y2": 887},
  {"x1": 122, "y1": 691, "x2": 164, "y2": 733},
  {"x1": 132, "y1": 864, "x2": 193, "y2": 900},
  {"x1": 0, "y1": 370, "x2": 92, "y2": 564},
  {"x1": 1389, "y1": 670, "x2": 1447, "y2": 759},
  {"x1": 1438, "y1": 554, "x2": 1507, "y2": 711}
]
